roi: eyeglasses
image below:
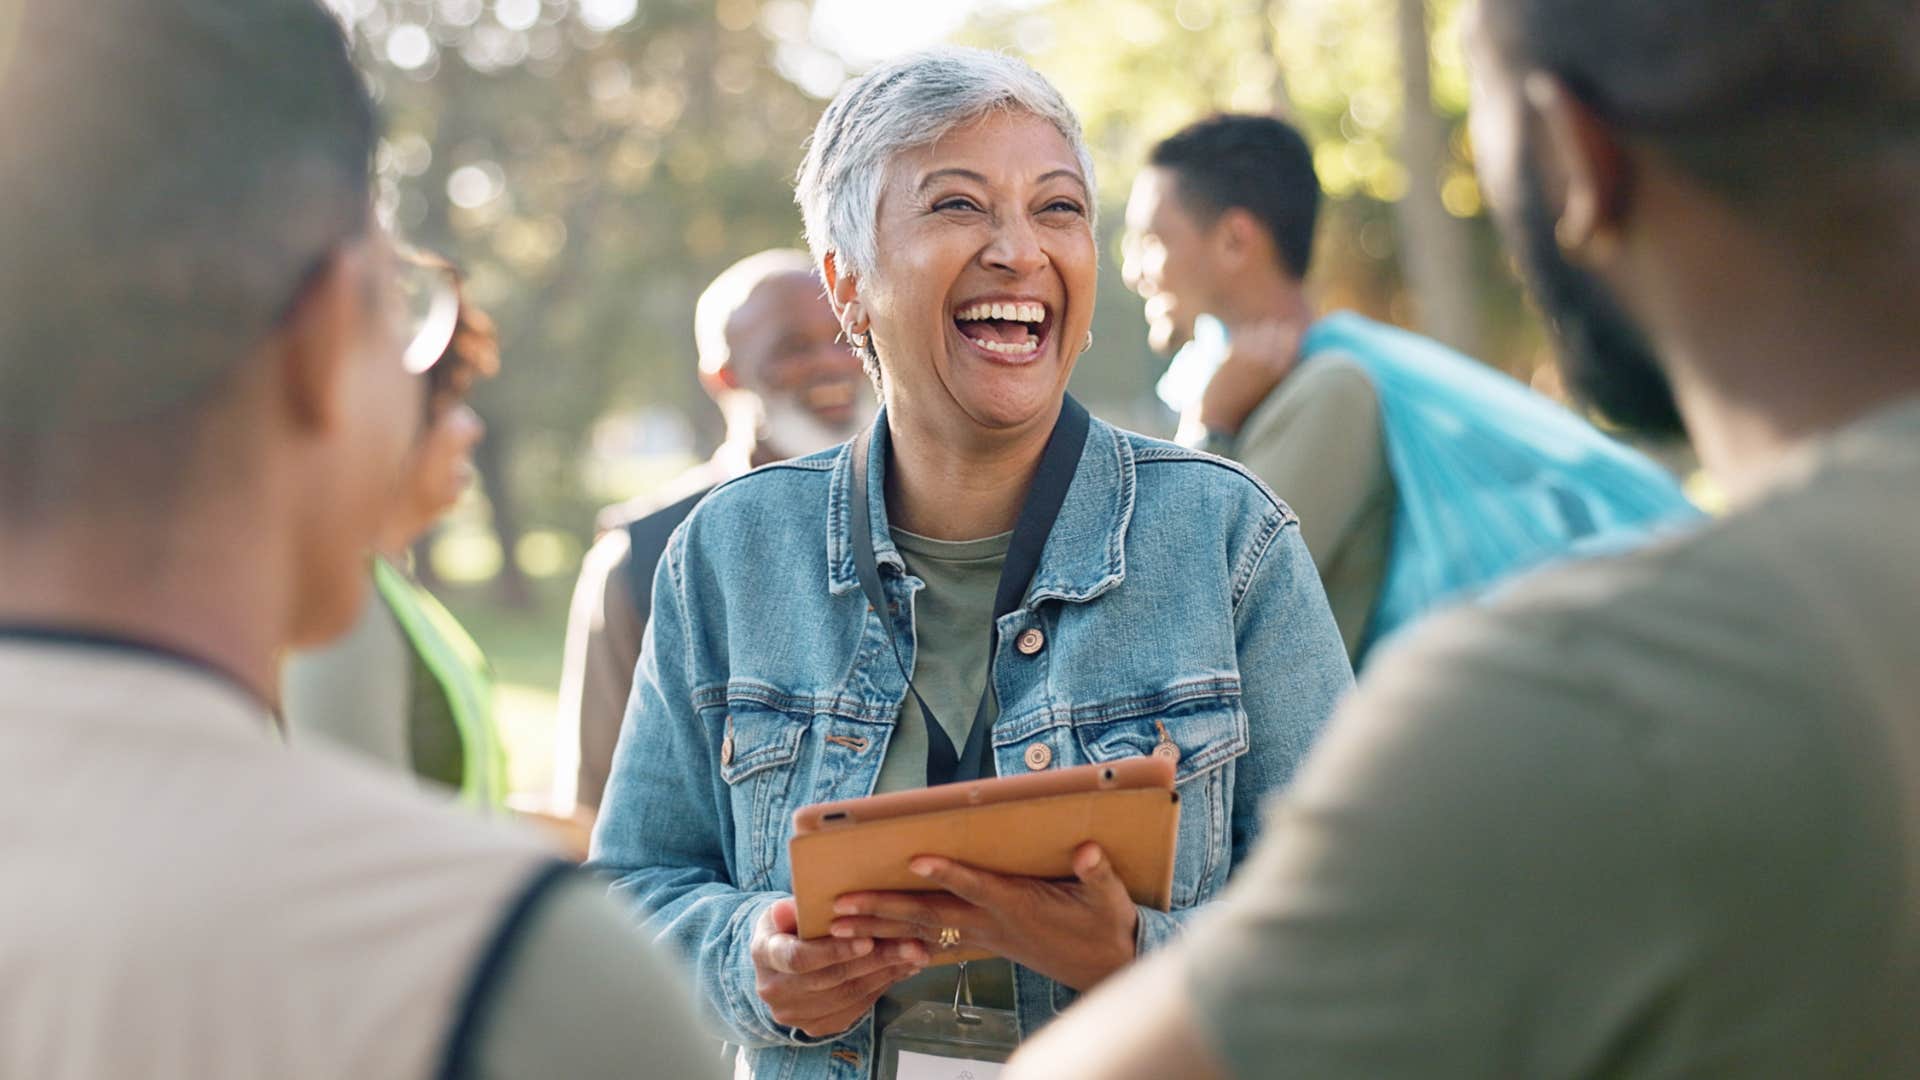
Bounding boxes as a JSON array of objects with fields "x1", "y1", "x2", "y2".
[
  {"x1": 275, "y1": 234, "x2": 461, "y2": 376},
  {"x1": 392, "y1": 251, "x2": 460, "y2": 375}
]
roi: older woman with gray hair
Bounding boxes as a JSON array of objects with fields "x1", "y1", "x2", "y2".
[{"x1": 591, "y1": 47, "x2": 1352, "y2": 1078}]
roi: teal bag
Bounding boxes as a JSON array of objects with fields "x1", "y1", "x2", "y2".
[{"x1": 1299, "y1": 312, "x2": 1702, "y2": 658}]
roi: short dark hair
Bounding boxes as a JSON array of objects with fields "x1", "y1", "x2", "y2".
[
  {"x1": 1482, "y1": 0, "x2": 1919, "y2": 205},
  {"x1": 1147, "y1": 114, "x2": 1322, "y2": 279},
  {"x1": 0, "y1": 0, "x2": 376, "y2": 439}
]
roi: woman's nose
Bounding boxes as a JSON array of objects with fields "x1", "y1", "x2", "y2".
[{"x1": 982, "y1": 214, "x2": 1047, "y2": 277}]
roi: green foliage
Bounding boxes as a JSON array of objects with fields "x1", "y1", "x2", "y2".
[{"x1": 340, "y1": 0, "x2": 831, "y2": 540}]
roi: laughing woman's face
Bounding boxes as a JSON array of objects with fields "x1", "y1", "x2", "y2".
[{"x1": 849, "y1": 110, "x2": 1097, "y2": 444}]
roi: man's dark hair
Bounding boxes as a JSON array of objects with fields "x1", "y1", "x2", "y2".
[
  {"x1": 0, "y1": 0, "x2": 376, "y2": 451},
  {"x1": 1147, "y1": 114, "x2": 1322, "y2": 279},
  {"x1": 1483, "y1": 0, "x2": 1919, "y2": 207}
]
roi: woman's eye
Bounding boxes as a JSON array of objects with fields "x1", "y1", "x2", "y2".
[
  {"x1": 935, "y1": 197, "x2": 982, "y2": 213},
  {"x1": 1043, "y1": 200, "x2": 1086, "y2": 216}
]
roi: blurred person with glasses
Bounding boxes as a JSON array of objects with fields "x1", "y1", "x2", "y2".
[
  {"x1": 284, "y1": 253, "x2": 516, "y2": 810},
  {"x1": 0, "y1": 2, "x2": 719, "y2": 1077}
]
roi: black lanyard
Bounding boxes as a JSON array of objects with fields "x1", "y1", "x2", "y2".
[{"x1": 850, "y1": 395, "x2": 1091, "y2": 786}]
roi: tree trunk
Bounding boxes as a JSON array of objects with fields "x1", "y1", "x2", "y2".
[
  {"x1": 1263, "y1": 0, "x2": 1297, "y2": 117},
  {"x1": 474, "y1": 417, "x2": 535, "y2": 610},
  {"x1": 1393, "y1": 0, "x2": 1482, "y2": 356}
]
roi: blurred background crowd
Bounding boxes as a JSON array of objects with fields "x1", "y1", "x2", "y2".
[{"x1": 335, "y1": 0, "x2": 1683, "y2": 804}]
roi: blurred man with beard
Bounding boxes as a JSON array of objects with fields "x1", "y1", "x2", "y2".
[
  {"x1": 1011, "y1": 0, "x2": 1920, "y2": 1077},
  {"x1": 554, "y1": 250, "x2": 869, "y2": 833}
]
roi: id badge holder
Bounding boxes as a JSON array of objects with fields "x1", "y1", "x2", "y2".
[{"x1": 877, "y1": 962, "x2": 1018, "y2": 1079}]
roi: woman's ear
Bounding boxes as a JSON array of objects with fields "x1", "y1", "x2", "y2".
[
  {"x1": 1524, "y1": 73, "x2": 1632, "y2": 263},
  {"x1": 822, "y1": 251, "x2": 869, "y2": 335}
]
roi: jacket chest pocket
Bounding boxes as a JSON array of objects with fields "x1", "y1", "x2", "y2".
[
  {"x1": 718, "y1": 706, "x2": 810, "y2": 892},
  {"x1": 1072, "y1": 695, "x2": 1249, "y2": 908}
]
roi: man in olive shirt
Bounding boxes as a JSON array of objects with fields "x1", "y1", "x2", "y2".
[
  {"x1": 1014, "y1": 0, "x2": 1919, "y2": 1076},
  {"x1": 0, "y1": 4, "x2": 717, "y2": 1076},
  {"x1": 1123, "y1": 115, "x2": 1692, "y2": 667},
  {"x1": 1122, "y1": 116, "x2": 1393, "y2": 662}
]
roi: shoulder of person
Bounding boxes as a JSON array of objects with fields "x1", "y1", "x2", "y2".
[
  {"x1": 1354, "y1": 486, "x2": 1874, "y2": 735},
  {"x1": 593, "y1": 455, "x2": 740, "y2": 535},
  {"x1": 1114, "y1": 422, "x2": 1296, "y2": 527},
  {"x1": 1243, "y1": 348, "x2": 1380, "y2": 436},
  {"x1": 661, "y1": 443, "x2": 845, "y2": 568}
]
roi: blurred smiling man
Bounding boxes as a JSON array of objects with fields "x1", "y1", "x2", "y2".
[
  {"x1": 1015, "y1": 0, "x2": 1920, "y2": 1076},
  {"x1": 554, "y1": 249, "x2": 869, "y2": 833}
]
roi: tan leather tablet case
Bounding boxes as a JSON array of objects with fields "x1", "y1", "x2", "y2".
[{"x1": 789, "y1": 763, "x2": 1180, "y2": 966}]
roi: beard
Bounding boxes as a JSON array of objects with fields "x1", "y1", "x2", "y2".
[
  {"x1": 1501, "y1": 157, "x2": 1689, "y2": 439},
  {"x1": 759, "y1": 391, "x2": 872, "y2": 459}
]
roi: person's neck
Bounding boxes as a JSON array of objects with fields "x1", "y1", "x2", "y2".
[
  {"x1": 1638, "y1": 213, "x2": 1920, "y2": 502},
  {"x1": 0, "y1": 504, "x2": 291, "y2": 709},
  {"x1": 1215, "y1": 269, "x2": 1314, "y2": 338},
  {"x1": 882, "y1": 399, "x2": 1061, "y2": 541},
  {"x1": 374, "y1": 519, "x2": 422, "y2": 564}
]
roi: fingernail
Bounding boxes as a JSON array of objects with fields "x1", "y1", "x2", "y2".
[
  {"x1": 851, "y1": 937, "x2": 873, "y2": 955},
  {"x1": 909, "y1": 858, "x2": 937, "y2": 877},
  {"x1": 830, "y1": 924, "x2": 853, "y2": 938},
  {"x1": 833, "y1": 899, "x2": 858, "y2": 915}
]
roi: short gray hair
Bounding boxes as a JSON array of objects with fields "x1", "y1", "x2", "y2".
[
  {"x1": 795, "y1": 47, "x2": 1097, "y2": 283},
  {"x1": 694, "y1": 248, "x2": 818, "y2": 377}
]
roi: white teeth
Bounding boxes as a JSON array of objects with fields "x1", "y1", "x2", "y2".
[
  {"x1": 955, "y1": 301, "x2": 1047, "y2": 324},
  {"x1": 968, "y1": 336, "x2": 1039, "y2": 356}
]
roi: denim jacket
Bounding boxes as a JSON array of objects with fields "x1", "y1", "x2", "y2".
[{"x1": 591, "y1": 413, "x2": 1353, "y2": 1080}]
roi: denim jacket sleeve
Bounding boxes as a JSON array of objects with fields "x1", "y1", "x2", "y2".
[
  {"x1": 1134, "y1": 512, "x2": 1354, "y2": 954},
  {"x1": 588, "y1": 530, "x2": 828, "y2": 1050}
]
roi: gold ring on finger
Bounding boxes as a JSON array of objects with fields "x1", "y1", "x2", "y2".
[{"x1": 937, "y1": 926, "x2": 961, "y2": 950}]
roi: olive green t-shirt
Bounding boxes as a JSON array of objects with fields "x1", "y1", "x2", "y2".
[
  {"x1": 1181, "y1": 398, "x2": 1920, "y2": 1077},
  {"x1": 1230, "y1": 352, "x2": 1393, "y2": 665},
  {"x1": 872, "y1": 528, "x2": 1018, "y2": 1023}
]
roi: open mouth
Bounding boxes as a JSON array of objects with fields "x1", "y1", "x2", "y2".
[{"x1": 953, "y1": 299, "x2": 1055, "y2": 363}]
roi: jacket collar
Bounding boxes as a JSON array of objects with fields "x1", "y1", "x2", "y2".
[{"x1": 826, "y1": 404, "x2": 1134, "y2": 606}]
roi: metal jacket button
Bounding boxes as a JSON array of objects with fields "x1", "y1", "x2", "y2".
[
  {"x1": 720, "y1": 718, "x2": 735, "y2": 767},
  {"x1": 1023, "y1": 742, "x2": 1053, "y2": 771},
  {"x1": 1015, "y1": 628, "x2": 1046, "y2": 656},
  {"x1": 1153, "y1": 740, "x2": 1181, "y2": 765}
]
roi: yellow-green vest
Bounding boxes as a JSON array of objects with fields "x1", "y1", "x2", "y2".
[{"x1": 372, "y1": 558, "x2": 509, "y2": 808}]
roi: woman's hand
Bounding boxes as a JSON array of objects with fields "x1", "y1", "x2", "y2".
[
  {"x1": 827, "y1": 842, "x2": 1140, "y2": 992},
  {"x1": 1196, "y1": 319, "x2": 1304, "y2": 436},
  {"x1": 750, "y1": 897, "x2": 929, "y2": 1039}
]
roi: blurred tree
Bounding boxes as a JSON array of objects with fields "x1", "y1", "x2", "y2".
[
  {"x1": 333, "y1": 0, "x2": 830, "y2": 604},
  {"x1": 1394, "y1": 0, "x2": 1481, "y2": 354}
]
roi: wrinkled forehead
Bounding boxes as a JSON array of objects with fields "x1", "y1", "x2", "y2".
[{"x1": 890, "y1": 109, "x2": 1090, "y2": 197}]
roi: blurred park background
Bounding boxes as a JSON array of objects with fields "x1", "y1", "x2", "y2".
[{"x1": 329, "y1": 0, "x2": 1567, "y2": 801}]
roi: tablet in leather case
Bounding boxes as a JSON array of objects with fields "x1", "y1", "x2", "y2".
[{"x1": 788, "y1": 756, "x2": 1180, "y2": 965}]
